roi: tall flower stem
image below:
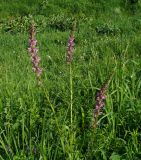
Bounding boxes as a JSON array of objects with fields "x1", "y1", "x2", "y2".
[
  {"x1": 66, "y1": 21, "x2": 76, "y2": 159},
  {"x1": 69, "y1": 63, "x2": 73, "y2": 126},
  {"x1": 66, "y1": 22, "x2": 75, "y2": 126},
  {"x1": 28, "y1": 22, "x2": 60, "y2": 132},
  {"x1": 93, "y1": 71, "x2": 114, "y2": 128},
  {"x1": 28, "y1": 22, "x2": 42, "y2": 85}
]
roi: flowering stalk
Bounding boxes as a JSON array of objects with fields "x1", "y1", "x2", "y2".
[
  {"x1": 66, "y1": 22, "x2": 76, "y2": 126},
  {"x1": 93, "y1": 72, "x2": 114, "y2": 128},
  {"x1": 66, "y1": 21, "x2": 76, "y2": 159},
  {"x1": 66, "y1": 20, "x2": 76, "y2": 64},
  {"x1": 66, "y1": 33, "x2": 75, "y2": 63},
  {"x1": 28, "y1": 23, "x2": 42, "y2": 82},
  {"x1": 27, "y1": 23, "x2": 61, "y2": 134}
]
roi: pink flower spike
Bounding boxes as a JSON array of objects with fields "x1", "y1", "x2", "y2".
[
  {"x1": 66, "y1": 36, "x2": 75, "y2": 63},
  {"x1": 93, "y1": 72, "x2": 114, "y2": 128},
  {"x1": 29, "y1": 39, "x2": 37, "y2": 46},
  {"x1": 28, "y1": 23, "x2": 43, "y2": 79}
]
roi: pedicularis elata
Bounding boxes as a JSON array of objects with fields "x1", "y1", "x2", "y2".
[
  {"x1": 93, "y1": 73, "x2": 114, "y2": 128},
  {"x1": 66, "y1": 32, "x2": 75, "y2": 63},
  {"x1": 27, "y1": 22, "x2": 60, "y2": 131},
  {"x1": 28, "y1": 23, "x2": 42, "y2": 81},
  {"x1": 66, "y1": 21, "x2": 76, "y2": 64}
]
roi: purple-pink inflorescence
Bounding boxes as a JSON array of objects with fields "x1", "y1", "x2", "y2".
[
  {"x1": 66, "y1": 20, "x2": 76, "y2": 63},
  {"x1": 94, "y1": 85, "x2": 107, "y2": 119},
  {"x1": 28, "y1": 23, "x2": 42, "y2": 77},
  {"x1": 66, "y1": 35, "x2": 75, "y2": 63},
  {"x1": 93, "y1": 73, "x2": 113, "y2": 128}
]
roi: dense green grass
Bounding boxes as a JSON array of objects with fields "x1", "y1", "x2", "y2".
[{"x1": 0, "y1": 0, "x2": 141, "y2": 159}]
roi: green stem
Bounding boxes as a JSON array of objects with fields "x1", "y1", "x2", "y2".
[
  {"x1": 43, "y1": 88, "x2": 60, "y2": 131},
  {"x1": 38, "y1": 79, "x2": 60, "y2": 132},
  {"x1": 70, "y1": 64, "x2": 73, "y2": 126}
]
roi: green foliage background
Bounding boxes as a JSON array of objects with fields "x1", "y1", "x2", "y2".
[{"x1": 0, "y1": 0, "x2": 141, "y2": 159}]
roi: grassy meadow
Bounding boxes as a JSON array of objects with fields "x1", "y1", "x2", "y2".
[{"x1": 0, "y1": 0, "x2": 141, "y2": 159}]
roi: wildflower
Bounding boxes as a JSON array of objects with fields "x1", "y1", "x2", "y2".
[
  {"x1": 66, "y1": 21, "x2": 76, "y2": 63},
  {"x1": 28, "y1": 23, "x2": 42, "y2": 78},
  {"x1": 94, "y1": 83, "x2": 107, "y2": 118},
  {"x1": 66, "y1": 35, "x2": 75, "y2": 63},
  {"x1": 93, "y1": 73, "x2": 114, "y2": 128}
]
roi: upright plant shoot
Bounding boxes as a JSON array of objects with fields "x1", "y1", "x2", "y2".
[
  {"x1": 28, "y1": 22, "x2": 42, "y2": 82},
  {"x1": 66, "y1": 21, "x2": 76, "y2": 126},
  {"x1": 93, "y1": 73, "x2": 114, "y2": 128}
]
